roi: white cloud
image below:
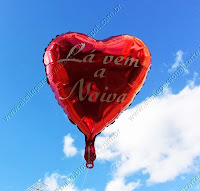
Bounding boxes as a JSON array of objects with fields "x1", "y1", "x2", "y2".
[
  {"x1": 44, "y1": 173, "x2": 94, "y2": 191},
  {"x1": 168, "y1": 50, "x2": 189, "y2": 74},
  {"x1": 105, "y1": 178, "x2": 140, "y2": 191},
  {"x1": 44, "y1": 173, "x2": 66, "y2": 191},
  {"x1": 95, "y1": 134, "x2": 120, "y2": 161},
  {"x1": 63, "y1": 134, "x2": 78, "y2": 157},
  {"x1": 61, "y1": 184, "x2": 79, "y2": 191},
  {"x1": 96, "y1": 80, "x2": 200, "y2": 186}
]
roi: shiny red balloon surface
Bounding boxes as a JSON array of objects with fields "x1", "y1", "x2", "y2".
[{"x1": 44, "y1": 32, "x2": 151, "y2": 168}]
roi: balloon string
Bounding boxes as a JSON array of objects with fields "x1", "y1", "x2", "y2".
[{"x1": 81, "y1": 168, "x2": 89, "y2": 190}]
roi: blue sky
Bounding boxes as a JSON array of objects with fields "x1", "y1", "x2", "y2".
[{"x1": 0, "y1": 0, "x2": 200, "y2": 191}]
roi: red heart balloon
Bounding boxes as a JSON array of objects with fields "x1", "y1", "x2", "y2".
[{"x1": 44, "y1": 32, "x2": 151, "y2": 168}]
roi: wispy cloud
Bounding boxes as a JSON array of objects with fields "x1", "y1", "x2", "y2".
[
  {"x1": 63, "y1": 134, "x2": 78, "y2": 158},
  {"x1": 168, "y1": 50, "x2": 189, "y2": 74},
  {"x1": 187, "y1": 72, "x2": 199, "y2": 88}
]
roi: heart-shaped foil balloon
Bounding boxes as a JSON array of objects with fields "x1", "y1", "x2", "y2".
[{"x1": 43, "y1": 32, "x2": 151, "y2": 168}]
